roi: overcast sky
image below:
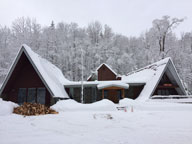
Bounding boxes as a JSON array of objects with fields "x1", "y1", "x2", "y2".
[{"x1": 0, "y1": 0, "x2": 191, "y2": 37}]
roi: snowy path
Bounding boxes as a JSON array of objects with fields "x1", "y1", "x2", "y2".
[{"x1": 0, "y1": 110, "x2": 192, "y2": 144}]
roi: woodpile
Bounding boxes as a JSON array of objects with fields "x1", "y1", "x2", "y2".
[{"x1": 13, "y1": 102, "x2": 58, "y2": 116}]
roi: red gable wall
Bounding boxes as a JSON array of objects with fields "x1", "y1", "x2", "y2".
[
  {"x1": 98, "y1": 64, "x2": 118, "y2": 81},
  {"x1": 1, "y1": 52, "x2": 51, "y2": 105}
]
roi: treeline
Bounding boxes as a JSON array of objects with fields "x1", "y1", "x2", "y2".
[{"x1": 0, "y1": 16, "x2": 192, "y2": 93}]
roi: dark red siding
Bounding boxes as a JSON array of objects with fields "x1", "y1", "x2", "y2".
[
  {"x1": 87, "y1": 64, "x2": 121, "y2": 81},
  {"x1": 153, "y1": 73, "x2": 178, "y2": 95},
  {"x1": 2, "y1": 52, "x2": 51, "y2": 106},
  {"x1": 98, "y1": 64, "x2": 117, "y2": 81}
]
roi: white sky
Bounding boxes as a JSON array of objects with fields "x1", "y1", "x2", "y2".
[{"x1": 0, "y1": 0, "x2": 192, "y2": 37}]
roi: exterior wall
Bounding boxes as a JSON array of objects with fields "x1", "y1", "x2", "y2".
[
  {"x1": 65, "y1": 86, "x2": 102, "y2": 103},
  {"x1": 87, "y1": 64, "x2": 121, "y2": 81},
  {"x1": 98, "y1": 65, "x2": 117, "y2": 81},
  {"x1": 73, "y1": 88, "x2": 81, "y2": 102},
  {"x1": 106, "y1": 89, "x2": 119, "y2": 103},
  {"x1": 153, "y1": 74, "x2": 178, "y2": 95},
  {"x1": 65, "y1": 85, "x2": 144, "y2": 103},
  {"x1": 1, "y1": 53, "x2": 52, "y2": 106},
  {"x1": 125, "y1": 85, "x2": 144, "y2": 99}
]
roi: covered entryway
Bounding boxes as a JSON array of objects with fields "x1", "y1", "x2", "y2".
[{"x1": 97, "y1": 82, "x2": 129, "y2": 103}]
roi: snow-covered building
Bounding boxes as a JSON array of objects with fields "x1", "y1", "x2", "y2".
[
  {"x1": 0, "y1": 45, "x2": 69, "y2": 106},
  {"x1": 0, "y1": 45, "x2": 187, "y2": 105},
  {"x1": 65, "y1": 57, "x2": 187, "y2": 103}
]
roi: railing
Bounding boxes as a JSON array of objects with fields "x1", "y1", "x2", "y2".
[{"x1": 150, "y1": 95, "x2": 192, "y2": 99}]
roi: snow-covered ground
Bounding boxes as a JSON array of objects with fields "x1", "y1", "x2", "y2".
[{"x1": 0, "y1": 98, "x2": 192, "y2": 144}]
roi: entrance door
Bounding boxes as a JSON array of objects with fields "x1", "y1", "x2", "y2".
[{"x1": 108, "y1": 90, "x2": 119, "y2": 103}]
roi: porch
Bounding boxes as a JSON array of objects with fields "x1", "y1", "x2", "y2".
[{"x1": 97, "y1": 82, "x2": 129, "y2": 103}]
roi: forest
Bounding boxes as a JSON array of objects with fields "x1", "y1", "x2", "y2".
[{"x1": 0, "y1": 15, "x2": 192, "y2": 93}]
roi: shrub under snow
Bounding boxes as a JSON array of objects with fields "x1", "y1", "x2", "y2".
[{"x1": 51, "y1": 99, "x2": 117, "y2": 112}]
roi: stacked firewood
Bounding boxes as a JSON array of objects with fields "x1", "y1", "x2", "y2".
[{"x1": 13, "y1": 102, "x2": 58, "y2": 116}]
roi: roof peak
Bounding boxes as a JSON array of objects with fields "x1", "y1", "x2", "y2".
[
  {"x1": 96, "y1": 63, "x2": 117, "y2": 75},
  {"x1": 21, "y1": 44, "x2": 30, "y2": 50}
]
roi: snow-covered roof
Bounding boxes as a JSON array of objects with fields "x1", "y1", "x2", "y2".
[
  {"x1": 121, "y1": 57, "x2": 186, "y2": 100},
  {"x1": 96, "y1": 63, "x2": 117, "y2": 75},
  {"x1": 97, "y1": 82, "x2": 129, "y2": 90},
  {"x1": 64, "y1": 80, "x2": 143, "y2": 87},
  {"x1": 121, "y1": 58, "x2": 170, "y2": 83},
  {"x1": 0, "y1": 44, "x2": 69, "y2": 98},
  {"x1": 67, "y1": 58, "x2": 170, "y2": 86},
  {"x1": 65, "y1": 57, "x2": 186, "y2": 101},
  {"x1": 86, "y1": 74, "x2": 93, "y2": 81}
]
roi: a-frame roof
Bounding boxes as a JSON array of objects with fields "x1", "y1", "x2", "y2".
[
  {"x1": 121, "y1": 57, "x2": 187, "y2": 100},
  {"x1": 96, "y1": 63, "x2": 117, "y2": 75},
  {"x1": 0, "y1": 44, "x2": 69, "y2": 98}
]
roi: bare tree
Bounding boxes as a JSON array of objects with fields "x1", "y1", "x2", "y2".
[{"x1": 152, "y1": 16, "x2": 184, "y2": 58}]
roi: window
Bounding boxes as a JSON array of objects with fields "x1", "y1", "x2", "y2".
[
  {"x1": 165, "y1": 90, "x2": 170, "y2": 95},
  {"x1": 69, "y1": 88, "x2": 74, "y2": 98},
  {"x1": 27, "y1": 88, "x2": 36, "y2": 103},
  {"x1": 117, "y1": 90, "x2": 122, "y2": 100},
  {"x1": 18, "y1": 88, "x2": 26, "y2": 105},
  {"x1": 37, "y1": 88, "x2": 46, "y2": 104},
  {"x1": 104, "y1": 90, "x2": 108, "y2": 98},
  {"x1": 156, "y1": 89, "x2": 177, "y2": 95},
  {"x1": 18, "y1": 87, "x2": 47, "y2": 104},
  {"x1": 157, "y1": 90, "x2": 161, "y2": 95},
  {"x1": 92, "y1": 87, "x2": 97, "y2": 102}
]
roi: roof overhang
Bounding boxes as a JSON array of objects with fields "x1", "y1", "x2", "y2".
[
  {"x1": 97, "y1": 82, "x2": 129, "y2": 90},
  {"x1": 64, "y1": 81, "x2": 145, "y2": 88}
]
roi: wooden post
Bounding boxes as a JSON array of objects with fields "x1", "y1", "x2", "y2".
[
  {"x1": 122, "y1": 89, "x2": 125, "y2": 99},
  {"x1": 102, "y1": 89, "x2": 104, "y2": 99}
]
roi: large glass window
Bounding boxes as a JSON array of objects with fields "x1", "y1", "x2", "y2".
[
  {"x1": 18, "y1": 88, "x2": 26, "y2": 105},
  {"x1": 37, "y1": 88, "x2": 46, "y2": 104},
  {"x1": 92, "y1": 87, "x2": 97, "y2": 102},
  {"x1": 27, "y1": 88, "x2": 36, "y2": 103},
  {"x1": 69, "y1": 88, "x2": 74, "y2": 99},
  {"x1": 18, "y1": 87, "x2": 47, "y2": 104},
  {"x1": 157, "y1": 88, "x2": 177, "y2": 95}
]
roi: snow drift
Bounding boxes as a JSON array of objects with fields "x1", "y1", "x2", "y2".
[
  {"x1": 119, "y1": 98, "x2": 192, "y2": 111},
  {"x1": 0, "y1": 98, "x2": 18, "y2": 115},
  {"x1": 51, "y1": 99, "x2": 117, "y2": 112}
]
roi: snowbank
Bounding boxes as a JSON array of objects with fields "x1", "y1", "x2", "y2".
[
  {"x1": 0, "y1": 98, "x2": 18, "y2": 115},
  {"x1": 119, "y1": 98, "x2": 192, "y2": 111},
  {"x1": 51, "y1": 99, "x2": 117, "y2": 112},
  {"x1": 52, "y1": 98, "x2": 192, "y2": 112},
  {"x1": 119, "y1": 98, "x2": 137, "y2": 106}
]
